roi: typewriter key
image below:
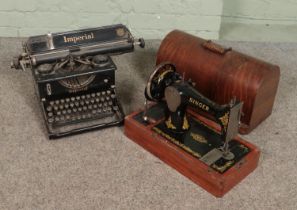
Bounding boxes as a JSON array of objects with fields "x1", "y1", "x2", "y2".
[
  {"x1": 87, "y1": 113, "x2": 91, "y2": 118},
  {"x1": 95, "y1": 98, "x2": 100, "y2": 103},
  {"x1": 85, "y1": 100, "x2": 90, "y2": 105},
  {"x1": 62, "y1": 110, "x2": 67, "y2": 115},
  {"x1": 98, "y1": 108, "x2": 102, "y2": 113},
  {"x1": 46, "y1": 106, "x2": 52, "y2": 112},
  {"x1": 57, "y1": 111, "x2": 61, "y2": 116},
  {"x1": 108, "y1": 101, "x2": 113, "y2": 106},
  {"x1": 106, "y1": 96, "x2": 110, "y2": 101},
  {"x1": 70, "y1": 103, "x2": 74, "y2": 108},
  {"x1": 60, "y1": 99, "x2": 65, "y2": 104},
  {"x1": 67, "y1": 109, "x2": 72, "y2": 114},
  {"x1": 100, "y1": 97, "x2": 105, "y2": 102},
  {"x1": 80, "y1": 101, "x2": 84, "y2": 106},
  {"x1": 82, "y1": 115, "x2": 86, "y2": 119},
  {"x1": 77, "y1": 115, "x2": 82, "y2": 120},
  {"x1": 65, "y1": 104, "x2": 69, "y2": 109},
  {"x1": 98, "y1": 103, "x2": 103, "y2": 107},
  {"x1": 78, "y1": 107, "x2": 82, "y2": 112},
  {"x1": 55, "y1": 116, "x2": 60, "y2": 122},
  {"x1": 92, "y1": 110, "x2": 97, "y2": 114},
  {"x1": 71, "y1": 97, "x2": 75, "y2": 101},
  {"x1": 81, "y1": 95, "x2": 86, "y2": 99},
  {"x1": 48, "y1": 118, "x2": 54, "y2": 123},
  {"x1": 65, "y1": 115, "x2": 70, "y2": 120},
  {"x1": 75, "y1": 101, "x2": 79, "y2": 107},
  {"x1": 73, "y1": 108, "x2": 77, "y2": 113},
  {"x1": 65, "y1": 98, "x2": 70, "y2": 103},
  {"x1": 48, "y1": 112, "x2": 53, "y2": 117},
  {"x1": 76, "y1": 96, "x2": 80, "y2": 100},
  {"x1": 90, "y1": 99, "x2": 95, "y2": 104},
  {"x1": 102, "y1": 91, "x2": 106, "y2": 96},
  {"x1": 55, "y1": 100, "x2": 60, "y2": 105},
  {"x1": 93, "y1": 104, "x2": 98, "y2": 109},
  {"x1": 59, "y1": 105, "x2": 64, "y2": 110},
  {"x1": 96, "y1": 92, "x2": 101, "y2": 97},
  {"x1": 53, "y1": 106, "x2": 59, "y2": 111},
  {"x1": 103, "y1": 102, "x2": 107, "y2": 107},
  {"x1": 91, "y1": 93, "x2": 95, "y2": 97},
  {"x1": 88, "y1": 105, "x2": 92, "y2": 110},
  {"x1": 103, "y1": 107, "x2": 107, "y2": 112},
  {"x1": 83, "y1": 106, "x2": 87, "y2": 111},
  {"x1": 111, "y1": 94, "x2": 116, "y2": 99},
  {"x1": 113, "y1": 106, "x2": 119, "y2": 111},
  {"x1": 86, "y1": 94, "x2": 91, "y2": 99},
  {"x1": 50, "y1": 101, "x2": 54, "y2": 106},
  {"x1": 107, "y1": 90, "x2": 111, "y2": 95}
]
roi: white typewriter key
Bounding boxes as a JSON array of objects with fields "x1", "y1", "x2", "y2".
[
  {"x1": 106, "y1": 96, "x2": 110, "y2": 101},
  {"x1": 82, "y1": 115, "x2": 86, "y2": 119},
  {"x1": 103, "y1": 102, "x2": 107, "y2": 106},
  {"x1": 108, "y1": 101, "x2": 113, "y2": 106},
  {"x1": 73, "y1": 108, "x2": 77, "y2": 113},
  {"x1": 78, "y1": 107, "x2": 82, "y2": 112},
  {"x1": 48, "y1": 118, "x2": 54, "y2": 123},
  {"x1": 71, "y1": 97, "x2": 75, "y2": 101},
  {"x1": 98, "y1": 103, "x2": 103, "y2": 107},
  {"x1": 81, "y1": 95, "x2": 86, "y2": 99},
  {"x1": 92, "y1": 110, "x2": 97, "y2": 114},
  {"x1": 75, "y1": 102, "x2": 79, "y2": 107},
  {"x1": 48, "y1": 112, "x2": 53, "y2": 117},
  {"x1": 60, "y1": 116, "x2": 65, "y2": 121},
  {"x1": 60, "y1": 99, "x2": 65, "y2": 104},
  {"x1": 107, "y1": 90, "x2": 111, "y2": 95},
  {"x1": 111, "y1": 94, "x2": 116, "y2": 99},
  {"x1": 62, "y1": 110, "x2": 67, "y2": 115},
  {"x1": 100, "y1": 97, "x2": 105, "y2": 102},
  {"x1": 66, "y1": 115, "x2": 70, "y2": 120},
  {"x1": 46, "y1": 106, "x2": 52, "y2": 112},
  {"x1": 91, "y1": 93, "x2": 95, "y2": 97},
  {"x1": 103, "y1": 107, "x2": 107, "y2": 112},
  {"x1": 85, "y1": 100, "x2": 90, "y2": 105},
  {"x1": 59, "y1": 105, "x2": 64, "y2": 110},
  {"x1": 53, "y1": 106, "x2": 58, "y2": 111},
  {"x1": 90, "y1": 99, "x2": 95, "y2": 104},
  {"x1": 83, "y1": 106, "x2": 87, "y2": 111},
  {"x1": 80, "y1": 101, "x2": 85, "y2": 106},
  {"x1": 98, "y1": 108, "x2": 102, "y2": 113},
  {"x1": 76, "y1": 96, "x2": 80, "y2": 100},
  {"x1": 87, "y1": 113, "x2": 91, "y2": 118},
  {"x1": 55, "y1": 100, "x2": 60, "y2": 105},
  {"x1": 65, "y1": 104, "x2": 69, "y2": 109},
  {"x1": 113, "y1": 106, "x2": 119, "y2": 111},
  {"x1": 102, "y1": 91, "x2": 106, "y2": 96},
  {"x1": 95, "y1": 98, "x2": 100, "y2": 103},
  {"x1": 93, "y1": 104, "x2": 98, "y2": 109},
  {"x1": 65, "y1": 98, "x2": 70, "y2": 103},
  {"x1": 70, "y1": 103, "x2": 74, "y2": 108},
  {"x1": 86, "y1": 94, "x2": 91, "y2": 99},
  {"x1": 55, "y1": 117, "x2": 60, "y2": 122},
  {"x1": 49, "y1": 101, "x2": 54, "y2": 106},
  {"x1": 57, "y1": 111, "x2": 61, "y2": 116},
  {"x1": 67, "y1": 109, "x2": 72, "y2": 114},
  {"x1": 96, "y1": 92, "x2": 101, "y2": 96},
  {"x1": 77, "y1": 115, "x2": 82, "y2": 120},
  {"x1": 88, "y1": 105, "x2": 92, "y2": 110},
  {"x1": 107, "y1": 106, "x2": 112, "y2": 111}
]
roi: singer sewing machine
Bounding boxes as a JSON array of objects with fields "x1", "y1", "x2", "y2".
[
  {"x1": 11, "y1": 24, "x2": 145, "y2": 138},
  {"x1": 124, "y1": 63, "x2": 260, "y2": 197}
]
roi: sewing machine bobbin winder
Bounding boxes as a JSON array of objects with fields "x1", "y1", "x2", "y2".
[{"x1": 124, "y1": 63, "x2": 260, "y2": 197}]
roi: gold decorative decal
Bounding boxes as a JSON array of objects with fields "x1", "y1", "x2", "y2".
[
  {"x1": 157, "y1": 69, "x2": 174, "y2": 84},
  {"x1": 153, "y1": 127, "x2": 201, "y2": 158},
  {"x1": 188, "y1": 97, "x2": 209, "y2": 111},
  {"x1": 116, "y1": 28, "x2": 126, "y2": 37},
  {"x1": 190, "y1": 132, "x2": 207, "y2": 144},
  {"x1": 182, "y1": 116, "x2": 190, "y2": 130},
  {"x1": 165, "y1": 116, "x2": 176, "y2": 130},
  {"x1": 212, "y1": 160, "x2": 234, "y2": 173},
  {"x1": 63, "y1": 32, "x2": 95, "y2": 44},
  {"x1": 219, "y1": 112, "x2": 229, "y2": 131}
]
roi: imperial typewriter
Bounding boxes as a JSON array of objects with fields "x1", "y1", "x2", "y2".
[{"x1": 11, "y1": 24, "x2": 145, "y2": 139}]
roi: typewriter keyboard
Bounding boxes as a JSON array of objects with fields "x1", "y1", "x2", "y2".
[{"x1": 44, "y1": 90, "x2": 119, "y2": 126}]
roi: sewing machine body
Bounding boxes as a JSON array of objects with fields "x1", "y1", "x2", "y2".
[{"x1": 124, "y1": 63, "x2": 260, "y2": 197}]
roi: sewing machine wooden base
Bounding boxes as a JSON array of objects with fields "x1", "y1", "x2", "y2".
[{"x1": 124, "y1": 104, "x2": 260, "y2": 197}]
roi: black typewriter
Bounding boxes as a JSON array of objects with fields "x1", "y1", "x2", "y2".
[{"x1": 11, "y1": 24, "x2": 145, "y2": 139}]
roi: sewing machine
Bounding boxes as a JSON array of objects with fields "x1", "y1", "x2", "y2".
[{"x1": 124, "y1": 63, "x2": 260, "y2": 197}]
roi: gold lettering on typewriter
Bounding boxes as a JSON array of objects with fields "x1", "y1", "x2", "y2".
[
  {"x1": 189, "y1": 97, "x2": 209, "y2": 111},
  {"x1": 63, "y1": 32, "x2": 95, "y2": 44},
  {"x1": 190, "y1": 132, "x2": 207, "y2": 144}
]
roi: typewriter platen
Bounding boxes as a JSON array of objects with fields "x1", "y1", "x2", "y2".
[{"x1": 11, "y1": 24, "x2": 145, "y2": 138}]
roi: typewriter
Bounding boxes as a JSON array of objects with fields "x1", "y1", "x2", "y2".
[{"x1": 11, "y1": 24, "x2": 145, "y2": 139}]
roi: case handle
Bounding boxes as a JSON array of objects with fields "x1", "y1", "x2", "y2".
[{"x1": 202, "y1": 40, "x2": 232, "y2": 55}]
